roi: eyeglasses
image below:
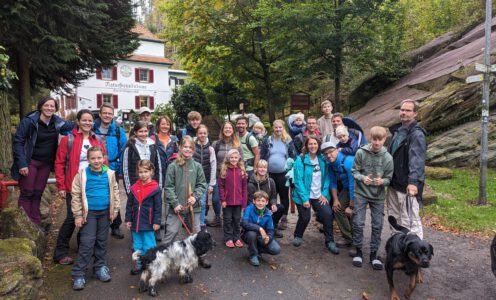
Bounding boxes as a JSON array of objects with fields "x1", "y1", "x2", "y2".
[{"x1": 400, "y1": 109, "x2": 414, "y2": 112}]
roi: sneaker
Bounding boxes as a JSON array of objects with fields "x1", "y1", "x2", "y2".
[
  {"x1": 225, "y1": 240, "x2": 235, "y2": 248},
  {"x1": 235, "y1": 240, "x2": 244, "y2": 248},
  {"x1": 72, "y1": 277, "x2": 86, "y2": 291},
  {"x1": 278, "y1": 217, "x2": 288, "y2": 230},
  {"x1": 111, "y1": 228, "x2": 124, "y2": 239},
  {"x1": 326, "y1": 242, "x2": 340, "y2": 255},
  {"x1": 370, "y1": 252, "x2": 383, "y2": 270},
  {"x1": 352, "y1": 256, "x2": 363, "y2": 267},
  {"x1": 94, "y1": 266, "x2": 111, "y2": 282},
  {"x1": 292, "y1": 237, "x2": 302, "y2": 247},
  {"x1": 249, "y1": 255, "x2": 260, "y2": 266},
  {"x1": 58, "y1": 256, "x2": 73, "y2": 265}
]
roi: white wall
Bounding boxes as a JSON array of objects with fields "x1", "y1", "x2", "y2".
[{"x1": 134, "y1": 40, "x2": 165, "y2": 57}]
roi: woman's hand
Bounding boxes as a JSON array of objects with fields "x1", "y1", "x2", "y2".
[
  {"x1": 75, "y1": 217, "x2": 83, "y2": 228},
  {"x1": 303, "y1": 201, "x2": 311, "y2": 208},
  {"x1": 19, "y1": 167, "x2": 29, "y2": 177},
  {"x1": 318, "y1": 196, "x2": 328, "y2": 205},
  {"x1": 126, "y1": 222, "x2": 132, "y2": 230}
]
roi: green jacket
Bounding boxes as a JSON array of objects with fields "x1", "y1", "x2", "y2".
[
  {"x1": 165, "y1": 158, "x2": 206, "y2": 213},
  {"x1": 351, "y1": 145, "x2": 393, "y2": 202}
]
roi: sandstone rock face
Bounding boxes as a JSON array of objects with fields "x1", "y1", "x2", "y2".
[
  {"x1": 40, "y1": 184, "x2": 57, "y2": 230},
  {"x1": 0, "y1": 238, "x2": 43, "y2": 300},
  {"x1": 350, "y1": 18, "x2": 496, "y2": 167}
]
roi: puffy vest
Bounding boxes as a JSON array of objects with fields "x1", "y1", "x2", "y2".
[{"x1": 194, "y1": 141, "x2": 211, "y2": 183}]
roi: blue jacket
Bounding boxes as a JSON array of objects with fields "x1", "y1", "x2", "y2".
[
  {"x1": 125, "y1": 184, "x2": 162, "y2": 232},
  {"x1": 260, "y1": 135, "x2": 297, "y2": 161},
  {"x1": 93, "y1": 118, "x2": 127, "y2": 172},
  {"x1": 241, "y1": 203, "x2": 275, "y2": 242},
  {"x1": 328, "y1": 152, "x2": 355, "y2": 200},
  {"x1": 152, "y1": 133, "x2": 178, "y2": 178},
  {"x1": 11, "y1": 111, "x2": 74, "y2": 180},
  {"x1": 292, "y1": 153, "x2": 331, "y2": 205}
]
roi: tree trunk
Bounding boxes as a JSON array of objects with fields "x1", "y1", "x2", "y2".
[
  {"x1": 18, "y1": 50, "x2": 32, "y2": 118},
  {"x1": 0, "y1": 91, "x2": 13, "y2": 175}
]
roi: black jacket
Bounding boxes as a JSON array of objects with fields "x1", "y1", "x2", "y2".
[
  {"x1": 247, "y1": 174, "x2": 277, "y2": 206},
  {"x1": 122, "y1": 142, "x2": 163, "y2": 194},
  {"x1": 388, "y1": 121, "x2": 427, "y2": 201}
]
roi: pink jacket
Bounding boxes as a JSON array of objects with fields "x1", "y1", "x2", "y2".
[{"x1": 219, "y1": 167, "x2": 247, "y2": 208}]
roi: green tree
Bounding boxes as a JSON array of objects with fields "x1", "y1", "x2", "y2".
[
  {"x1": 0, "y1": 0, "x2": 139, "y2": 117},
  {"x1": 210, "y1": 81, "x2": 245, "y2": 122},
  {"x1": 0, "y1": 46, "x2": 17, "y2": 174},
  {"x1": 170, "y1": 83, "x2": 211, "y2": 127}
]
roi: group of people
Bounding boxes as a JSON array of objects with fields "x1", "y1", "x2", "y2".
[{"x1": 11, "y1": 96, "x2": 426, "y2": 290}]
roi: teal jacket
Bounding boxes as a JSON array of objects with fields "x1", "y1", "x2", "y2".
[{"x1": 291, "y1": 153, "x2": 331, "y2": 205}]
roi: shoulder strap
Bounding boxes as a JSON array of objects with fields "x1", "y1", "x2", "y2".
[
  {"x1": 65, "y1": 133, "x2": 74, "y2": 173},
  {"x1": 182, "y1": 128, "x2": 187, "y2": 138},
  {"x1": 241, "y1": 132, "x2": 253, "y2": 152},
  {"x1": 115, "y1": 124, "x2": 121, "y2": 150}
]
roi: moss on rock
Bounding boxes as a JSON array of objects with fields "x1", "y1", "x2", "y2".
[{"x1": 425, "y1": 166, "x2": 454, "y2": 180}]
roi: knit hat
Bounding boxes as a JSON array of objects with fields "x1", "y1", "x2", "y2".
[{"x1": 335, "y1": 125, "x2": 349, "y2": 137}]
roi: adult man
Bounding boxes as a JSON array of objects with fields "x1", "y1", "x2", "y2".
[
  {"x1": 321, "y1": 140, "x2": 355, "y2": 248},
  {"x1": 93, "y1": 103, "x2": 127, "y2": 238},
  {"x1": 387, "y1": 99, "x2": 426, "y2": 239},
  {"x1": 294, "y1": 116, "x2": 320, "y2": 155},
  {"x1": 131, "y1": 106, "x2": 155, "y2": 136},
  {"x1": 236, "y1": 116, "x2": 259, "y2": 177}
]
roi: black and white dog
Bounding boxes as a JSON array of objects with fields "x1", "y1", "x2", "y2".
[{"x1": 132, "y1": 230, "x2": 215, "y2": 297}]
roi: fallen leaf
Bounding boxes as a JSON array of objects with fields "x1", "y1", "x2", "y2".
[
  {"x1": 270, "y1": 265, "x2": 277, "y2": 270},
  {"x1": 129, "y1": 285, "x2": 136, "y2": 289},
  {"x1": 241, "y1": 292, "x2": 249, "y2": 296},
  {"x1": 362, "y1": 292, "x2": 370, "y2": 300},
  {"x1": 277, "y1": 290, "x2": 283, "y2": 295}
]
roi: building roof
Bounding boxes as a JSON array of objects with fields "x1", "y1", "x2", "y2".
[
  {"x1": 124, "y1": 55, "x2": 174, "y2": 65},
  {"x1": 131, "y1": 24, "x2": 163, "y2": 42}
]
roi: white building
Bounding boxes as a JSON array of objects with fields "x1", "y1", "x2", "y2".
[{"x1": 56, "y1": 24, "x2": 187, "y2": 117}]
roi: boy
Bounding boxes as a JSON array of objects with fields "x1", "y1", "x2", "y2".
[
  {"x1": 335, "y1": 125, "x2": 359, "y2": 156},
  {"x1": 317, "y1": 100, "x2": 333, "y2": 136},
  {"x1": 241, "y1": 191, "x2": 281, "y2": 266},
  {"x1": 350, "y1": 126, "x2": 393, "y2": 270},
  {"x1": 178, "y1": 111, "x2": 202, "y2": 140}
]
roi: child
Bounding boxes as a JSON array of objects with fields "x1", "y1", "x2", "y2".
[
  {"x1": 125, "y1": 160, "x2": 162, "y2": 275},
  {"x1": 219, "y1": 149, "x2": 248, "y2": 248},
  {"x1": 335, "y1": 125, "x2": 360, "y2": 156},
  {"x1": 252, "y1": 122, "x2": 267, "y2": 145},
  {"x1": 178, "y1": 111, "x2": 202, "y2": 139},
  {"x1": 122, "y1": 121, "x2": 163, "y2": 195},
  {"x1": 71, "y1": 146, "x2": 120, "y2": 290},
  {"x1": 241, "y1": 191, "x2": 281, "y2": 266},
  {"x1": 351, "y1": 126, "x2": 393, "y2": 270},
  {"x1": 287, "y1": 112, "x2": 306, "y2": 138},
  {"x1": 317, "y1": 100, "x2": 334, "y2": 136}
]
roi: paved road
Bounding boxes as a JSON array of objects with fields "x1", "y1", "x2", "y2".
[{"x1": 44, "y1": 184, "x2": 496, "y2": 299}]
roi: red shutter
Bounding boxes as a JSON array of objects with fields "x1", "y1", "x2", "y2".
[
  {"x1": 149, "y1": 69, "x2": 154, "y2": 83},
  {"x1": 135, "y1": 68, "x2": 140, "y2": 82},
  {"x1": 135, "y1": 96, "x2": 140, "y2": 109},
  {"x1": 112, "y1": 95, "x2": 118, "y2": 108},
  {"x1": 149, "y1": 96, "x2": 155, "y2": 109},
  {"x1": 96, "y1": 68, "x2": 102, "y2": 80},
  {"x1": 112, "y1": 66, "x2": 117, "y2": 80},
  {"x1": 97, "y1": 94, "x2": 103, "y2": 107}
]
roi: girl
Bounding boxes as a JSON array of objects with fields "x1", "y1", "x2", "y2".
[
  {"x1": 123, "y1": 121, "x2": 163, "y2": 195},
  {"x1": 53, "y1": 109, "x2": 107, "y2": 265},
  {"x1": 12, "y1": 96, "x2": 75, "y2": 226},
  {"x1": 193, "y1": 124, "x2": 217, "y2": 229},
  {"x1": 125, "y1": 160, "x2": 162, "y2": 275},
  {"x1": 71, "y1": 146, "x2": 121, "y2": 290},
  {"x1": 291, "y1": 136, "x2": 338, "y2": 254},
  {"x1": 208, "y1": 121, "x2": 243, "y2": 227},
  {"x1": 260, "y1": 119, "x2": 297, "y2": 231},
  {"x1": 164, "y1": 136, "x2": 206, "y2": 244},
  {"x1": 247, "y1": 159, "x2": 283, "y2": 237},
  {"x1": 219, "y1": 149, "x2": 247, "y2": 248}
]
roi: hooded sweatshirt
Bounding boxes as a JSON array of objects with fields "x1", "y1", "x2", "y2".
[{"x1": 351, "y1": 144, "x2": 394, "y2": 201}]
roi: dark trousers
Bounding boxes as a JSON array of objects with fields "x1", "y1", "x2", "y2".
[
  {"x1": 54, "y1": 194, "x2": 76, "y2": 261},
  {"x1": 242, "y1": 231, "x2": 281, "y2": 257},
  {"x1": 18, "y1": 159, "x2": 51, "y2": 225},
  {"x1": 110, "y1": 172, "x2": 121, "y2": 230},
  {"x1": 294, "y1": 199, "x2": 335, "y2": 244},
  {"x1": 72, "y1": 210, "x2": 110, "y2": 278},
  {"x1": 271, "y1": 204, "x2": 284, "y2": 228},
  {"x1": 269, "y1": 172, "x2": 289, "y2": 215},
  {"x1": 222, "y1": 205, "x2": 242, "y2": 242}
]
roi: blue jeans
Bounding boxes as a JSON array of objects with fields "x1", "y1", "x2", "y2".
[
  {"x1": 132, "y1": 231, "x2": 156, "y2": 255},
  {"x1": 242, "y1": 230, "x2": 280, "y2": 257},
  {"x1": 211, "y1": 179, "x2": 222, "y2": 217},
  {"x1": 352, "y1": 195, "x2": 384, "y2": 252},
  {"x1": 199, "y1": 184, "x2": 208, "y2": 225}
]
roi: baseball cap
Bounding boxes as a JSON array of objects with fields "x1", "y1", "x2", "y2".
[
  {"x1": 138, "y1": 106, "x2": 152, "y2": 115},
  {"x1": 321, "y1": 141, "x2": 337, "y2": 152}
]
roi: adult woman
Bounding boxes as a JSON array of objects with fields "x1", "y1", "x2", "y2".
[
  {"x1": 260, "y1": 119, "x2": 297, "y2": 230},
  {"x1": 152, "y1": 116, "x2": 178, "y2": 177},
  {"x1": 291, "y1": 136, "x2": 338, "y2": 254},
  {"x1": 11, "y1": 97, "x2": 75, "y2": 226},
  {"x1": 207, "y1": 121, "x2": 243, "y2": 227},
  {"x1": 53, "y1": 109, "x2": 107, "y2": 265}
]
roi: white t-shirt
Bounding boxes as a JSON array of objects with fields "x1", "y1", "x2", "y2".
[
  {"x1": 79, "y1": 139, "x2": 91, "y2": 170},
  {"x1": 309, "y1": 156, "x2": 322, "y2": 199}
]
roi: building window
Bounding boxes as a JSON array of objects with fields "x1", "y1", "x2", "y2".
[
  {"x1": 140, "y1": 96, "x2": 149, "y2": 107},
  {"x1": 96, "y1": 66, "x2": 117, "y2": 80},
  {"x1": 135, "y1": 68, "x2": 154, "y2": 83},
  {"x1": 102, "y1": 68, "x2": 112, "y2": 80},
  {"x1": 97, "y1": 94, "x2": 118, "y2": 108},
  {"x1": 135, "y1": 95, "x2": 155, "y2": 109},
  {"x1": 139, "y1": 69, "x2": 149, "y2": 82},
  {"x1": 103, "y1": 94, "x2": 112, "y2": 104}
]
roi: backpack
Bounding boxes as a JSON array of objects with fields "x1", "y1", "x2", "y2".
[
  {"x1": 65, "y1": 133, "x2": 103, "y2": 172},
  {"x1": 240, "y1": 131, "x2": 255, "y2": 152}
]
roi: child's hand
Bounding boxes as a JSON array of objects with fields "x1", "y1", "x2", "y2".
[
  {"x1": 364, "y1": 175, "x2": 373, "y2": 185},
  {"x1": 174, "y1": 205, "x2": 183, "y2": 213},
  {"x1": 374, "y1": 177, "x2": 384, "y2": 186},
  {"x1": 75, "y1": 217, "x2": 83, "y2": 228},
  {"x1": 263, "y1": 235, "x2": 270, "y2": 245},
  {"x1": 187, "y1": 196, "x2": 196, "y2": 206},
  {"x1": 208, "y1": 186, "x2": 214, "y2": 194},
  {"x1": 153, "y1": 224, "x2": 160, "y2": 231},
  {"x1": 271, "y1": 204, "x2": 278, "y2": 213},
  {"x1": 221, "y1": 202, "x2": 227, "y2": 208},
  {"x1": 126, "y1": 222, "x2": 132, "y2": 230}
]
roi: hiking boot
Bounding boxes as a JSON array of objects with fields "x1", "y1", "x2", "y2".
[
  {"x1": 199, "y1": 255, "x2": 211, "y2": 269},
  {"x1": 370, "y1": 251, "x2": 383, "y2": 270},
  {"x1": 111, "y1": 228, "x2": 124, "y2": 239},
  {"x1": 278, "y1": 216, "x2": 288, "y2": 230},
  {"x1": 292, "y1": 237, "x2": 302, "y2": 247},
  {"x1": 58, "y1": 256, "x2": 73, "y2": 265},
  {"x1": 326, "y1": 242, "x2": 340, "y2": 255},
  {"x1": 249, "y1": 255, "x2": 260, "y2": 266},
  {"x1": 206, "y1": 216, "x2": 221, "y2": 227},
  {"x1": 353, "y1": 248, "x2": 363, "y2": 267},
  {"x1": 72, "y1": 277, "x2": 86, "y2": 291},
  {"x1": 94, "y1": 266, "x2": 111, "y2": 282}
]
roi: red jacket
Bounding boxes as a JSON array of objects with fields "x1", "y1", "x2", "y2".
[
  {"x1": 219, "y1": 167, "x2": 247, "y2": 208},
  {"x1": 55, "y1": 128, "x2": 107, "y2": 192}
]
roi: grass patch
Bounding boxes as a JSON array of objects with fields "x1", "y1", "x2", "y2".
[{"x1": 424, "y1": 168, "x2": 496, "y2": 238}]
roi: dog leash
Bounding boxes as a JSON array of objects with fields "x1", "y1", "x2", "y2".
[
  {"x1": 406, "y1": 194, "x2": 414, "y2": 230},
  {"x1": 176, "y1": 210, "x2": 193, "y2": 236}
]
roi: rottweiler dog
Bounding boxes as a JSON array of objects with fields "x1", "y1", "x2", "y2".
[{"x1": 385, "y1": 216, "x2": 434, "y2": 300}]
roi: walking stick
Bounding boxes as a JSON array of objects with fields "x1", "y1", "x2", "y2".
[{"x1": 188, "y1": 183, "x2": 195, "y2": 233}]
